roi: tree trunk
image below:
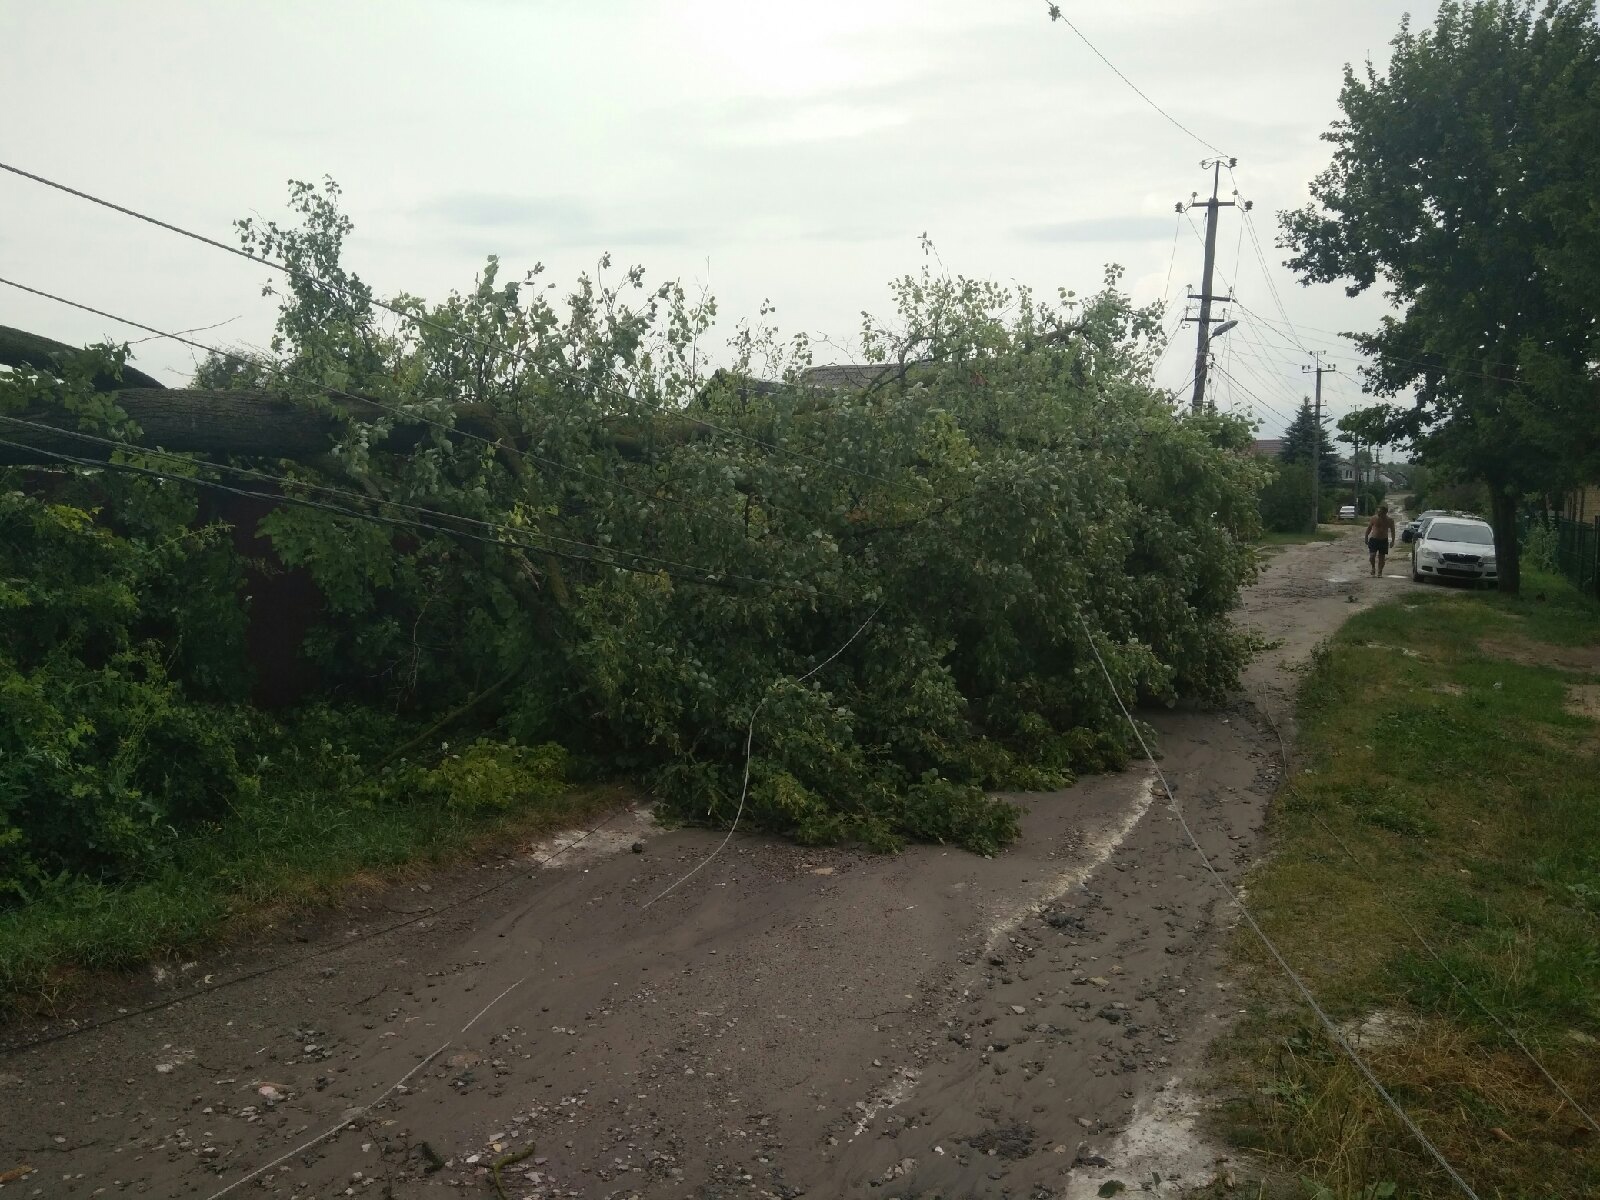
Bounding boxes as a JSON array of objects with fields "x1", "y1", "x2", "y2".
[
  {"x1": 0, "y1": 389, "x2": 355, "y2": 465},
  {"x1": 0, "y1": 323, "x2": 165, "y2": 392},
  {"x1": 1491, "y1": 487, "x2": 1521, "y2": 596}
]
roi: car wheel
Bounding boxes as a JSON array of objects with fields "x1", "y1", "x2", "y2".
[{"x1": 1411, "y1": 564, "x2": 1423, "y2": 584}]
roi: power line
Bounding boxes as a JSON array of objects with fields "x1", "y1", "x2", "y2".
[
  {"x1": 641, "y1": 601, "x2": 884, "y2": 910},
  {"x1": 1210, "y1": 364, "x2": 1293, "y2": 427},
  {"x1": 0, "y1": 276, "x2": 731, "y2": 518},
  {"x1": 1215, "y1": 348, "x2": 1304, "y2": 419},
  {"x1": 0, "y1": 159, "x2": 913, "y2": 498},
  {"x1": 1159, "y1": 212, "x2": 1183, "y2": 310},
  {"x1": 0, "y1": 435, "x2": 837, "y2": 599},
  {"x1": 1228, "y1": 168, "x2": 1312, "y2": 355},
  {"x1": 1077, "y1": 618, "x2": 1483, "y2": 1200},
  {"x1": 0, "y1": 806, "x2": 636, "y2": 1058},
  {"x1": 0, "y1": 411, "x2": 847, "y2": 600},
  {"x1": 0, "y1": 274, "x2": 870, "y2": 558},
  {"x1": 127, "y1": 314, "x2": 242, "y2": 345},
  {"x1": 1045, "y1": 7, "x2": 1227, "y2": 156}
]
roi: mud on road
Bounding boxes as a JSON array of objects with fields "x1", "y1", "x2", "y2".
[{"x1": 0, "y1": 529, "x2": 1403, "y2": 1199}]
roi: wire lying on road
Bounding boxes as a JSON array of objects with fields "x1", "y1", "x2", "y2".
[
  {"x1": 0, "y1": 804, "x2": 636, "y2": 1060},
  {"x1": 202, "y1": 975, "x2": 528, "y2": 1200},
  {"x1": 640, "y1": 601, "x2": 885, "y2": 909},
  {"x1": 1253, "y1": 697, "x2": 1600, "y2": 1141},
  {"x1": 1077, "y1": 615, "x2": 1484, "y2": 1200}
]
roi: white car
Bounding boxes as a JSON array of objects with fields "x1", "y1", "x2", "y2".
[
  {"x1": 1338, "y1": 504, "x2": 1357, "y2": 520},
  {"x1": 1410, "y1": 516, "x2": 1498, "y2": 586}
]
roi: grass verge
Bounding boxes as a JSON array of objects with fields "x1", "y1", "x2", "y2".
[
  {"x1": 1213, "y1": 570, "x2": 1600, "y2": 1199},
  {"x1": 0, "y1": 777, "x2": 626, "y2": 1021}
]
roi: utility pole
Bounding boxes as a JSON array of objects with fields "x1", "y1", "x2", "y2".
[
  {"x1": 1302, "y1": 353, "x2": 1336, "y2": 529},
  {"x1": 1351, "y1": 436, "x2": 1362, "y2": 514},
  {"x1": 1179, "y1": 157, "x2": 1250, "y2": 413}
]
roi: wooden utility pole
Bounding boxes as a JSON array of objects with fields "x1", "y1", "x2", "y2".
[
  {"x1": 1178, "y1": 157, "x2": 1249, "y2": 413},
  {"x1": 1302, "y1": 354, "x2": 1335, "y2": 529}
]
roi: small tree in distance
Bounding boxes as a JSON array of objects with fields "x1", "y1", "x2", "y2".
[{"x1": 1278, "y1": 399, "x2": 1338, "y2": 489}]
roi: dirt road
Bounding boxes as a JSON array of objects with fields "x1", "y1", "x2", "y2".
[{"x1": 0, "y1": 528, "x2": 1404, "y2": 1200}]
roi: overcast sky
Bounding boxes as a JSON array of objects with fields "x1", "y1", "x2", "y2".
[{"x1": 1, "y1": 0, "x2": 1439, "y2": 437}]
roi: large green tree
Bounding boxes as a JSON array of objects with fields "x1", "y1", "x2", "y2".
[{"x1": 1280, "y1": 0, "x2": 1600, "y2": 593}]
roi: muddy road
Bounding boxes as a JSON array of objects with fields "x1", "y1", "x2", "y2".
[{"x1": 0, "y1": 528, "x2": 1406, "y2": 1199}]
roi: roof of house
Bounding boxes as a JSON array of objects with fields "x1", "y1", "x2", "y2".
[
  {"x1": 800, "y1": 363, "x2": 902, "y2": 390},
  {"x1": 1252, "y1": 438, "x2": 1286, "y2": 457}
]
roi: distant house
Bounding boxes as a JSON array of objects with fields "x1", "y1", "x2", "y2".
[
  {"x1": 1252, "y1": 438, "x2": 1286, "y2": 458},
  {"x1": 1337, "y1": 458, "x2": 1381, "y2": 485},
  {"x1": 800, "y1": 364, "x2": 899, "y2": 390}
]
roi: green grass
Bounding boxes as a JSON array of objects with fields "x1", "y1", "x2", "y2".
[
  {"x1": 1261, "y1": 528, "x2": 1342, "y2": 548},
  {"x1": 1215, "y1": 570, "x2": 1600, "y2": 1199},
  {"x1": 0, "y1": 778, "x2": 624, "y2": 1019}
]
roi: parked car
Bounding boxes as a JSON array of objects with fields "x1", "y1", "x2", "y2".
[
  {"x1": 1401, "y1": 509, "x2": 1449, "y2": 543},
  {"x1": 1338, "y1": 504, "x2": 1357, "y2": 520},
  {"x1": 1410, "y1": 516, "x2": 1497, "y2": 586},
  {"x1": 1401, "y1": 509, "x2": 1480, "y2": 543}
]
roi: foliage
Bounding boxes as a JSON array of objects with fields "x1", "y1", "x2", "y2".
[
  {"x1": 0, "y1": 181, "x2": 1269, "y2": 952},
  {"x1": 1411, "y1": 477, "x2": 1489, "y2": 519},
  {"x1": 1259, "y1": 461, "x2": 1316, "y2": 534},
  {"x1": 414, "y1": 740, "x2": 569, "y2": 812},
  {"x1": 1278, "y1": 401, "x2": 1337, "y2": 488},
  {"x1": 1281, "y1": 0, "x2": 1600, "y2": 593},
  {"x1": 0, "y1": 474, "x2": 254, "y2": 903}
]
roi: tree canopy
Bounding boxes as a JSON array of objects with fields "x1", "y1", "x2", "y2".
[
  {"x1": 1278, "y1": 399, "x2": 1338, "y2": 488},
  {"x1": 0, "y1": 180, "x2": 1269, "y2": 903},
  {"x1": 1280, "y1": 0, "x2": 1600, "y2": 592}
]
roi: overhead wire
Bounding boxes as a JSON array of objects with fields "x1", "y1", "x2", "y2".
[
  {"x1": 640, "y1": 601, "x2": 885, "y2": 910},
  {"x1": 0, "y1": 273, "x2": 804, "y2": 535},
  {"x1": 1210, "y1": 365, "x2": 1293, "y2": 427},
  {"x1": 0, "y1": 160, "x2": 914, "y2": 498},
  {"x1": 1045, "y1": 7, "x2": 1227, "y2": 156},
  {"x1": 0, "y1": 414, "x2": 841, "y2": 600},
  {"x1": 0, "y1": 436, "x2": 840, "y2": 598}
]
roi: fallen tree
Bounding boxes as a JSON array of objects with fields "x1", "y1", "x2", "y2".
[{"x1": 0, "y1": 179, "x2": 1267, "y2": 912}]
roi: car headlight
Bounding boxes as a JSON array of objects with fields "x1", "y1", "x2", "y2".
[{"x1": 1419, "y1": 548, "x2": 1440, "y2": 561}]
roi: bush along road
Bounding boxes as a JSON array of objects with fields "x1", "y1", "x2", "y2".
[{"x1": 0, "y1": 528, "x2": 1417, "y2": 1199}]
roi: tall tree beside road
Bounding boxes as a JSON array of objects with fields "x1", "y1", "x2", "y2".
[
  {"x1": 1280, "y1": 0, "x2": 1600, "y2": 594},
  {"x1": 1278, "y1": 399, "x2": 1338, "y2": 489}
]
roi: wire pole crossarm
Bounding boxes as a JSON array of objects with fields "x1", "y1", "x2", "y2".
[{"x1": 1178, "y1": 158, "x2": 1252, "y2": 412}]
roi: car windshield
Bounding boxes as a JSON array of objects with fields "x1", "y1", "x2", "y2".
[{"x1": 1428, "y1": 521, "x2": 1494, "y2": 545}]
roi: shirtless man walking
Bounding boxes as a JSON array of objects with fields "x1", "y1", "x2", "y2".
[{"x1": 1365, "y1": 505, "x2": 1397, "y2": 576}]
